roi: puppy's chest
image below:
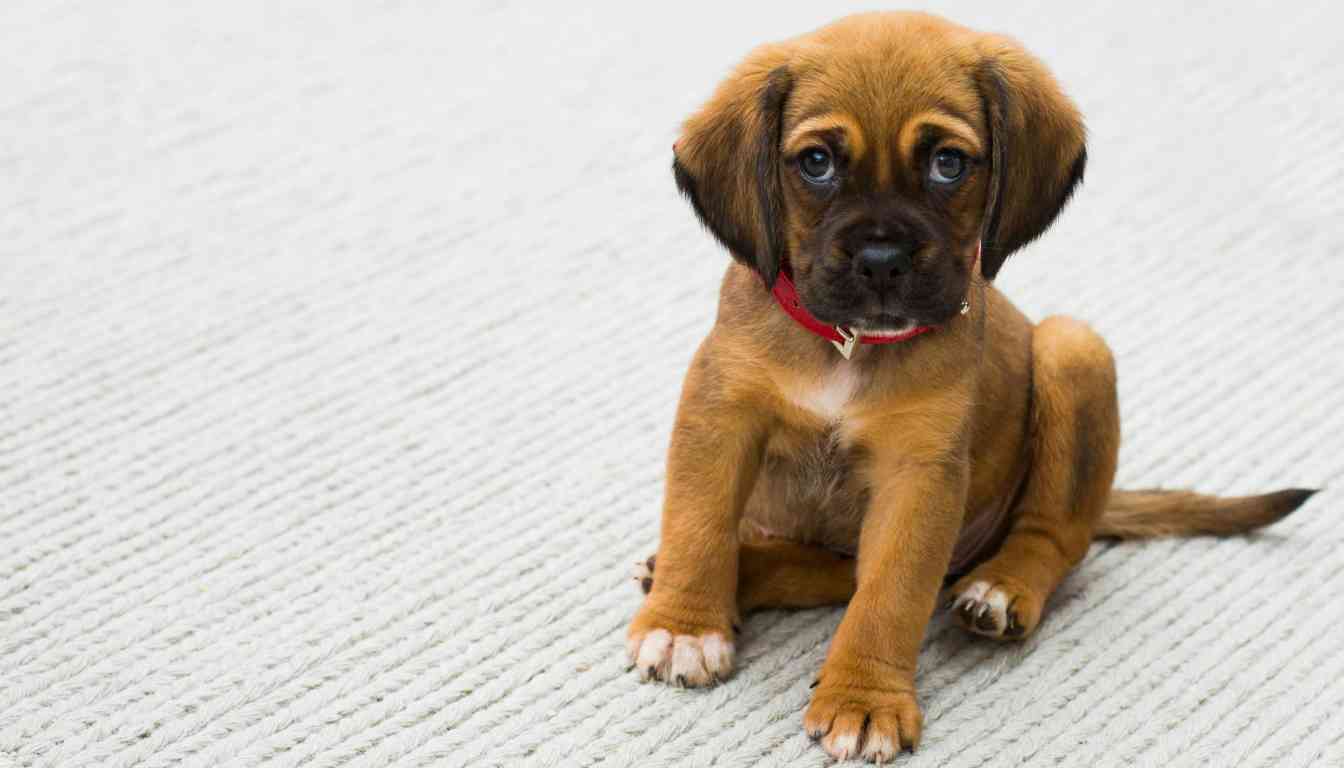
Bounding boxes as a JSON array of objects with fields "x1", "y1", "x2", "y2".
[
  {"x1": 755, "y1": 364, "x2": 874, "y2": 549},
  {"x1": 783, "y1": 363, "x2": 866, "y2": 431},
  {"x1": 772, "y1": 364, "x2": 873, "y2": 471}
]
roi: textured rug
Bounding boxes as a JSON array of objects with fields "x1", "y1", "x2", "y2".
[{"x1": 3, "y1": 2, "x2": 1342, "y2": 767}]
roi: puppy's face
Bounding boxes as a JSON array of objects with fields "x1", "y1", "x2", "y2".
[
  {"x1": 674, "y1": 13, "x2": 1086, "y2": 331},
  {"x1": 776, "y1": 38, "x2": 990, "y2": 332}
]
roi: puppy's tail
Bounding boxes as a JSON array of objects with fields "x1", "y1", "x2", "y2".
[{"x1": 1094, "y1": 488, "x2": 1319, "y2": 540}]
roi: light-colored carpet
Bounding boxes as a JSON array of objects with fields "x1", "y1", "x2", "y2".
[{"x1": 3, "y1": 2, "x2": 1342, "y2": 766}]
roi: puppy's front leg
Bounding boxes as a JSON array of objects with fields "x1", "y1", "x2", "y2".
[
  {"x1": 806, "y1": 454, "x2": 968, "y2": 760},
  {"x1": 626, "y1": 348, "x2": 766, "y2": 687}
]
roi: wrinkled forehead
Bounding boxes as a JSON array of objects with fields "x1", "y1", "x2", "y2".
[{"x1": 781, "y1": 45, "x2": 986, "y2": 180}]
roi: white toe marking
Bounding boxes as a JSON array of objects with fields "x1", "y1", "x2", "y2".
[
  {"x1": 700, "y1": 633, "x2": 734, "y2": 675},
  {"x1": 670, "y1": 635, "x2": 710, "y2": 685},
  {"x1": 824, "y1": 728, "x2": 861, "y2": 760},
  {"x1": 956, "y1": 581, "x2": 1016, "y2": 634},
  {"x1": 978, "y1": 587, "x2": 1013, "y2": 633},
  {"x1": 635, "y1": 629, "x2": 672, "y2": 680},
  {"x1": 630, "y1": 559, "x2": 654, "y2": 595},
  {"x1": 630, "y1": 630, "x2": 733, "y2": 686},
  {"x1": 986, "y1": 587, "x2": 1011, "y2": 618},
  {"x1": 961, "y1": 580, "x2": 991, "y2": 602},
  {"x1": 863, "y1": 732, "x2": 897, "y2": 762}
]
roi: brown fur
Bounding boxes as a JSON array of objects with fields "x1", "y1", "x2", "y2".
[
  {"x1": 629, "y1": 11, "x2": 1315, "y2": 761},
  {"x1": 1096, "y1": 488, "x2": 1317, "y2": 539}
]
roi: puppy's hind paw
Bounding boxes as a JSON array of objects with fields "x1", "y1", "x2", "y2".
[
  {"x1": 946, "y1": 575, "x2": 1043, "y2": 640},
  {"x1": 630, "y1": 554, "x2": 656, "y2": 595}
]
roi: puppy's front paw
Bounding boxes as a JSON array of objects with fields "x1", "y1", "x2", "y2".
[
  {"x1": 946, "y1": 572, "x2": 1043, "y2": 640},
  {"x1": 804, "y1": 680, "x2": 922, "y2": 761},
  {"x1": 626, "y1": 601, "x2": 735, "y2": 687}
]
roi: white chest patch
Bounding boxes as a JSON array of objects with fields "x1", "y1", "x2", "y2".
[{"x1": 787, "y1": 362, "x2": 861, "y2": 423}]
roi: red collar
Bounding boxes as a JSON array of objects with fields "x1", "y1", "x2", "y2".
[
  {"x1": 769, "y1": 241, "x2": 978, "y2": 358},
  {"x1": 770, "y1": 272, "x2": 932, "y2": 358}
]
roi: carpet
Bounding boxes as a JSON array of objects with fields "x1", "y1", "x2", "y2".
[{"x1": 3, "y1": 2, "x2": 1342, "y2": 766}]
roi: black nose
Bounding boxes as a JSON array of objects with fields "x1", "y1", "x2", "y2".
[{"x1": 856, "y1": 242, "x2": 914, "y2": 289}]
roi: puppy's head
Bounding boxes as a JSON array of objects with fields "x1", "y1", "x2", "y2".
[{"x1": 673, "y1": 12, "x2": 1086, "y2": 333}]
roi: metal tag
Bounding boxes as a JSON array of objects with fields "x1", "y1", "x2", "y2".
[{"x1": 831, "y1": 325, "x2": 858, "y2": 359}]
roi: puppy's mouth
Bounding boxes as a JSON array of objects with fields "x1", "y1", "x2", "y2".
[{"x1": 852, "y1": 312, "x2": 920, "y2": 336}]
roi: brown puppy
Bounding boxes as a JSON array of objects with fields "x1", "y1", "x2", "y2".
[{"x1": 627, "y1": 11, "x2": 1316, "y2": 762}]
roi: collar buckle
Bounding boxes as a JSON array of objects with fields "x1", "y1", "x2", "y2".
[{"x1": 831, "y1": 325, "x2": 858, "y2": 359}]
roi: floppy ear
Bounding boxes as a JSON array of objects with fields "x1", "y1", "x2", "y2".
[
  {"x1": 975, "y1": 35, "x2": 1087, "y2": 280},
  {"x1": 673, "y1": 44, "x2": 794, "y2": 288}
]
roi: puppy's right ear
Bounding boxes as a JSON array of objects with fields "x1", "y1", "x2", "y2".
[{"x1": 673, "y1": 44, "x2": 794, "y2": 288}]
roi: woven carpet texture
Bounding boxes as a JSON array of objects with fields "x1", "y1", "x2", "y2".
[{"x1": 3, "y1": 2, "x2": 1342, "y2": 766}]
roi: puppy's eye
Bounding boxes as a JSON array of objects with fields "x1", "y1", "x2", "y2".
[
  {"x1": 929, "y1": 149, "x2": 966, "y2": 184},
  {"x1": 799, "y1": 147, "x2": 836, "y2": 183}
]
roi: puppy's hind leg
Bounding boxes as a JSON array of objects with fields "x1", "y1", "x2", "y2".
[
  {"x1": 738, "y1": 539, "x2": 857, "y2": 612},
  {"x1": 949, "y1": 316, "x2": 1120, "y2": 639},
  {"x1": 635, "y1": 539, "x2": 856, "y2": 614}
]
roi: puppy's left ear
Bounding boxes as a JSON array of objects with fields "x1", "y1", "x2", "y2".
[
  {"x1": 673, "y1": 43, "x2": 794, "y2": 288},
  {"x1": 975, "y1": 35, "x2": 1087, "y2": 280}
]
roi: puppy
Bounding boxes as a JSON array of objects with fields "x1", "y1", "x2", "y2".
[{"x1": 627, "y1": 11, "x2": 1316, "y2": 761}]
